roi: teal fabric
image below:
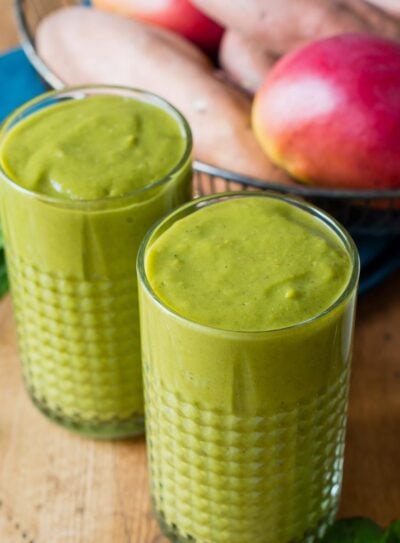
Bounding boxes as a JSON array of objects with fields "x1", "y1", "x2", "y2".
[{"x1": 0, "y1": 48, "x2": 46, "y2": 119}]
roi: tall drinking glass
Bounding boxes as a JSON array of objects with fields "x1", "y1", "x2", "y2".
[
  {"x1": 0, "y1": 85, "x2": 192, "y2": 438},
  {"x1": 138, "y1": 192, "x2": 359, "y2": 543}
]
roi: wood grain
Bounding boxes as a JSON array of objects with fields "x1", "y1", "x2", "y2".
[
  {"x1": 0, "y1": 0, "x2": 18, "y2": 52},
  {"x1": 0, "y1": 6, "x2": 400, "y2": 542},
  {"x1": 340, "y1": 274, "x2": 400, "y2": 522}
]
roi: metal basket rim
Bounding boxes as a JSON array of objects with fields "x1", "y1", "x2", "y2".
[{"x1": 13, "y1": 0, "x2": 400, "y2": 202}]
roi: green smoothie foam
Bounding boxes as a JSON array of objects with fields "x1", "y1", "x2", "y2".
[
  {"x1": 139, "y1": 194, "x2": 358, "y2": 542},
  {"x1": 1, "y1": 94, "x2": 186, "y2": 199},
  {"x1": 0, "y1": 90, "x2": 191, "y2": 437},
  {"x1": 146, "y1": 197, "x2": 351, "y2": 331}
]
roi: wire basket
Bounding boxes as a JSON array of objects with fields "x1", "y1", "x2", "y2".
[{"x1": 14, "y1": 0, "x2": 400, "y2": 236}]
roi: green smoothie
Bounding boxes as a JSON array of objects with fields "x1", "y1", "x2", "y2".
[
  {"x1": 146, "y1": 197, "x2": 351, "y2": 331},
  {"x1": 138, "y1": 194, "x2": 359, "y2": 542},
  {"x1": 1, "y1": 95, "x2": 186, "y2": 199},
  {"x1": 0, "y1": 88, "x2": 192, "y2": 438}
]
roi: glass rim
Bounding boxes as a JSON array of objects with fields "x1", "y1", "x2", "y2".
[
  {"x1": 137, "y1": 191, "x2": 360, "y2": 336},
  {"x1": 0, "y1": 84, "x2": 193, "y2": 209}
]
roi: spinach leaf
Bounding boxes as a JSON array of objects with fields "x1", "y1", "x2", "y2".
[
  {"x1": 322, "y1": 518, "x2": 384, "y2": 542},
  {"x1": 382, "y1": 521, "x2": 400, "y2": 543},
  {"x1": 0, "y1": 254, "x2": 8, "y2": 298},
  {"x1": 0, "y1": 223, "x2": 8, "y2": 298}
]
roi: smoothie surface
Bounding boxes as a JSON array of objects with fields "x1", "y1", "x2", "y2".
[
  {"x1": 0, "y1": 95, "x2": 186, "y2": 200},
  {"x1": 146, "y1": 196, "x2": 352, "y2": 331}
]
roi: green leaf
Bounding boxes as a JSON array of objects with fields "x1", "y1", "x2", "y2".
[
  {"x1": 322, "y1": 518, "x2": 384, "y2": 543},
  {"x1": 0, "y1": 259, "x2": 8, "y2": 298},
  {"x1": 0, "y1": 274, "x2": 8, "y2": 298},
  {"x1": 0, "y1": 223, "x2": 9, "y2": 297},
  {"x1": 382, "y1": 521, "x2": 400, "y2": 543}
]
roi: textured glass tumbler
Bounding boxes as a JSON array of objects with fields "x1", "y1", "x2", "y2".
[
  {"x1": 137, "y1": 193, "x2": 359, "y2": 543},
  {"x1": 0, "y1": 86, "x2": 192, "y2": 438}
]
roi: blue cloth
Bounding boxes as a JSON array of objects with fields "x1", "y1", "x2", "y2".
[
  {"x1": 0, "y1": 48, "x2": 399, "y2": 293},
  {"x1": 0, "y1": 48, "x2": 46, "y2": 118}
]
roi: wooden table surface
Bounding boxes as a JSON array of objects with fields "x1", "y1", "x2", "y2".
[{"x1": 0, "y1": 4, "x2": 399, "y2": 541}]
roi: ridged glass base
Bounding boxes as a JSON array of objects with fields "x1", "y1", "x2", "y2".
[
  {"x1": 8, "y1": 252, "x2": 145, "y2": 439},
  {"x1": 156, "y1": 507, "x2": 336, "y2": 543},
  {"x1": 29, "y1": 387, "x2": 145, "y2": 439},
  {"x1": 145, "y1": 363, "x2": 348, "y2": 543}
]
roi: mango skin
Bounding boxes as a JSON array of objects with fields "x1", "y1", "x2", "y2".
[
  {"x1": 252, "y1": 33, "x2": 400, "y2": 190},
  {"x1": 93, "y1": 0, "x2": 223, "y2": 55}
]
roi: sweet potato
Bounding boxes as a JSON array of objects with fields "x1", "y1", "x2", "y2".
[
  {"x1": 93, "y1": 0, "x2": 224, "y2": 55},
  {"x1": 192, "y1": 0, "x2": 400, "y2": 54},
  {"x1": 365, "y1": 0, "x2": 400, "y2": 17},
  {"x1": 37, "y1": 7, "x2": 292, "y2": 184},
  {"x1": 220, "y1": 30, "x2": 277, "y2": 93}
]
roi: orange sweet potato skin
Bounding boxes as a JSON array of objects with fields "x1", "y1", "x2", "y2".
[{"x1": 37, "y1": 7, "x2": 292, "y2": 184}]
